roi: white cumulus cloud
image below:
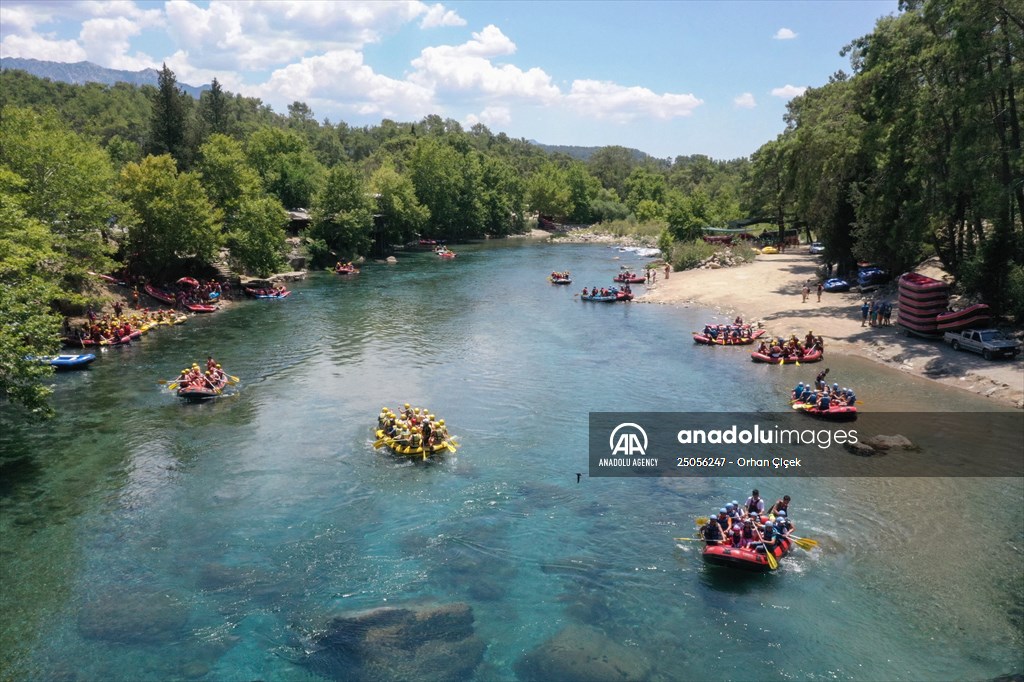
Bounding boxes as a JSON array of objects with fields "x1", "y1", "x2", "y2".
[
  {"x1": 80, "y1": 16, "x2": 155, "y2": 70},
  {"x1": 734, "y1": 92, "x2": 756, "y2": 108},
  {"x1": 566, "y1": 80, "x2": 703, "y2": 122},
  {"x1": 773, "y1": 27, "x2": 797, "y2": 40},
  {"x1": 420, "y1": 4, "x2": 466, "y2": 28},
  {"x1": 410, "y1": 25, "x2": 559, "y2": 101},
  {"x1": 465, "y1": 106, "x2": 511, "y2": 128},
  {"x1": 254, "y1": 49, "x2": 436, "y2": 120},
  {"x1": 771, "y1": 84, "x2": 807, "y2": 99}
]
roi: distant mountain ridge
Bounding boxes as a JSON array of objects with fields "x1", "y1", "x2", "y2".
[{"x1": 0, "y1": 57, "x2": 209, "y2": 98}]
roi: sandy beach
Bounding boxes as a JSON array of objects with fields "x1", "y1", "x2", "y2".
[{"x1": 638, "y1": 248, "x2": 1024, "y2": 408}]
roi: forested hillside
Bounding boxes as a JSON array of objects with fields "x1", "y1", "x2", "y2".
[{"x1": 1, "y1": 0, "x2": 1021, "y2": 415}]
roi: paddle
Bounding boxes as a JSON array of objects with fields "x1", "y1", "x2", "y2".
[
  {"x1": 445, "y1": 441, "x2": 457, "y2": 453},
  {"x1": 788, "y1": 534, "x2": 819, "y2": 549},
  {"x1": 673, "y1": 537, "x2": 704, "y2": 542},
  {"x1": 752, "y1": 521, "x2": 778, "y2": 570}
]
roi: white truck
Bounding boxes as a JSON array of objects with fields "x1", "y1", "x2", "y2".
[{"x1": 943, "y1": 328, "x2": 1021, "y2": 360}]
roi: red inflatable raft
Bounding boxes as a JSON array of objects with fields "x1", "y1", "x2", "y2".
[
  {"x1": 936, "y1": 304, "x2": 991, "y2": 332},
  {"x1": 702, "y1": 537, "x2": 792, "y2": 572},
  {"x1": 177, "y1": 376, "x2": 229, "y2": 401},
  {"x1": 899, "y1": 272, "x2": 949, "y2": 294},
  {"x1": 613, "y1": 274, "x2": 645, "y2": 284},
  {"x1": 897, "y1": 295, "x2": 948, "y2": 316},
  {"x1": 750, "y1": 349, "x2": 823, "y2": 364},
  {"x1": 693, "y1": 329, "x2": 766, "y2": 346}
]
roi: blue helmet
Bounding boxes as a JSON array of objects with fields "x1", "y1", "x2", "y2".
[
  {"x1": 731, "y1": 500, "x2": 739, "y2": 507},
  {"x1": 797, "y1": 382, "x2": 804, "y2": 387},
  {"x1": 725, "y1": 503, "x2": 735, "y2": 511},
  {"x1": 833, "y1": 382, "x2": 839, "y2": 390},
  {"x1": 775, "y1": 517, "x2": 786, "y2": 525},
  {"x1": 719, "y1": 508, "x2": 727, "y2": 515},
  {"x1": 776, "y1": 510, "x2": 786, "y2": 517}
]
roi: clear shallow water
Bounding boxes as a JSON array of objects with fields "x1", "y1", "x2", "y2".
[{"x1": 1, "y1": 241, "x2": 1021, "y2": 681}]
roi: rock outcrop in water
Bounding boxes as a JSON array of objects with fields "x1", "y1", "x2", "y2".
[
  {"x1": 303, "y1": 602, "x2": 485, "y2": 682},
  {"x1": 515, "y1": 624, "x2": 651, "y2": 682},
  {"x1": 77, "y1": 590, "x2": 189, "y2": 644}
]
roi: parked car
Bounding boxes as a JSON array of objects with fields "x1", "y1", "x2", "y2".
[
  {"x1": 944, "y1": 328, "x2": 1021, "y2": 360},
  {"x1": 809, "y1": 242, "x2": 825, "y2": 254}
]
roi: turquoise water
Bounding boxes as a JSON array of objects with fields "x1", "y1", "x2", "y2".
[{"x1": 1, "y1": 241, "x2": 1021, "y2": 681}]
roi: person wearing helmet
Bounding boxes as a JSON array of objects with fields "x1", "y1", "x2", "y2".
[
  {"x1": 701, "y1": 517, "x2": 725, "y2": 546},
  {"x1": 768, "y1": 494, "x2": 791, "y2": 517},
  {"x1": 730, "y1": 523, "x2": 744, "y2": 548},
  {"x1": 817, "y1": 390, "x2": 831, "y2": 411},
  {"x1": 421, "y1": 418, "x2": 433, "y2": 449},
  {"x1": 793, "y1": 382, "x2": 804, "y2": 400},
  {"x1": 725, "y1": 502, "x2": 741, "y2": 524},
  {"x1": 773, "y1": 515, "x2": 790, "y2": 540},
  {"x1": 755, "y1": 517, "x2": 777, "y2": 554},
  {"x1": 716, "y1": 508, "x2": 732, "y2": 534},
  {"x1": 744, "y1": 489, "x2": 765, "y2": 515}
]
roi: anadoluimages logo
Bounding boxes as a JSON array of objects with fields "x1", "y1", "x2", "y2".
[{"x1": 609, "y1": 423, "x2": 648, "y2": 456}]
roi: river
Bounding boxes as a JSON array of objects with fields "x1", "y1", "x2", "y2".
[{"x1": 1, "y1": 240, "x2": 1021, "y2": 681}]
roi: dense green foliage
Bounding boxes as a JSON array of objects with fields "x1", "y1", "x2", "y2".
[
  {"x1": 2, "y1": 0, "x2": 1020, "y2": 414},
  {"x1": 746, "y1": 0, "x2": 1023, "y2": 313}
]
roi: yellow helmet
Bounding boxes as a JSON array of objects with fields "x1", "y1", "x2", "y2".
[
  {"x1": 404, "y1": 403, "x2": 410, "y2": 408},
  {"x1": 439, "y1": 419, "x2": 445, "y2": 425},
  {"x1": 414, "y1": 408, "x2": 420, "y2": 414},
  {"x1": 428, "y1": 414, "x2": 435, "y2": 420}
]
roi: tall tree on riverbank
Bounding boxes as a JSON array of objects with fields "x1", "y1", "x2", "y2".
[
  {"x1": 308, "y1": 162, "x2": 374, "y2": 263},
  {"x1": 0, "y1": 106, "x2": 120, "y2": 292},
  {"x1": 370, "y1": 160, "x2": 429, "y2": 247},
  {"x1": 0, "y1": 170, "x2": 62, "y2": 416},
  {"x1": 119, "y1": 154, "x2": 222, "y2": 277},
  {"x1": 149, "y1": 64, "x2": 191, "y2": 167}
]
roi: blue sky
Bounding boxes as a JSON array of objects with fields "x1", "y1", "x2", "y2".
[{"x1": 0, "y1": 0, "x2": 899, "y2": 160}]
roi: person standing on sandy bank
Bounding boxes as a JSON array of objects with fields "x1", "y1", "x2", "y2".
[
  {"x1": 816, "y1": 282, "x2": 823, "y2": 302},
  {"x1": 802, "y1": 284, "x2": 810, "y2": 303}
]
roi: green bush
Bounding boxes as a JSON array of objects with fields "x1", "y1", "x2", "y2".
[
  {"x1": 730, "y1": 242, "x2": 758, "y2": 263},
  {"x1": 670, "y1": 239, "x2": 717, "y2": 270}
]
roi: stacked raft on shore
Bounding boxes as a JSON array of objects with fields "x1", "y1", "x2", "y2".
[{"x1": 897, "y1": 273, "x2": 991, "y2": 335}]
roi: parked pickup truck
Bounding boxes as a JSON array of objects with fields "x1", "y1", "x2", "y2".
[{"x1": 944, "y1": 329, "x2": 1021, "y2": 360}]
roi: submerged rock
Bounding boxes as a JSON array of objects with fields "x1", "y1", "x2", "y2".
[
  {"x1": 862, "y1": 434, "x2": 917, "y2": 451},
  {"x1": 844, "y1": 441, "x2": 879, "y2": 457},
  {"x1": 515, "y1": 624, "x2": 651, "y2": 682},
  {"x1": 303, "y1": 602, "x2": 484, "y2": 682},
  {"x1": 77, "y1": 590, "x2": 189, "y2": 644}
]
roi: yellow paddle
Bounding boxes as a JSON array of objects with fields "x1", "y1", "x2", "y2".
[
  {"x1": 445, "y1": 441, "x2": 457, "y2": 453},
  {"x1": 673, "y1": 537, "x2": 704, "y2": 542},
  {"x1": 753, "y1": 523, "x2": 778, "y2": 570},
  {"x1": 789, "y1": 534, "x2": 819, "y2": 550}
]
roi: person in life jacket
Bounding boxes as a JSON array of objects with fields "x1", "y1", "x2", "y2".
[
  {"x1": 715, "y1": 508, "x2": 732, "y2": 534},
  {"x1": 755, "y1": 519, "x2": 777, "y2": 553},
  {"x1": 421, "y1": 418, "x2": 433, "y2": 447},
  {"x1": 793, "y1": 382, "x2": 805, "y2": 400},
  {"x1": 768, "y1": 495, "x2": 791, "y2": 516},
  {"x1": 817, "y1": 391, "x2": 831, "y2": 410},
  {"x1": 745, "y1": 489, "x2": 765, "y2": 515},
  {"x1": 741, "y1": 518, "x2": 757, "y2": 546},
  {"x1": 730, "y1": 525, "x2": 744, "y2": 548},
  {"x1": 725, "y1": 502, "x2": 741, "y2": 525},
  {"x1": 815, "y1": 367, "x2": 830, "y2": 390},
  {"x1": 702, "y1": 518, "x2": 725, "y2": 545},
  {"x1": 774, "y1": 510, "x2": 793, "y2": 536},
  {"x1": 409, "y1": 430, "x2": 422, "y2": 449}
]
